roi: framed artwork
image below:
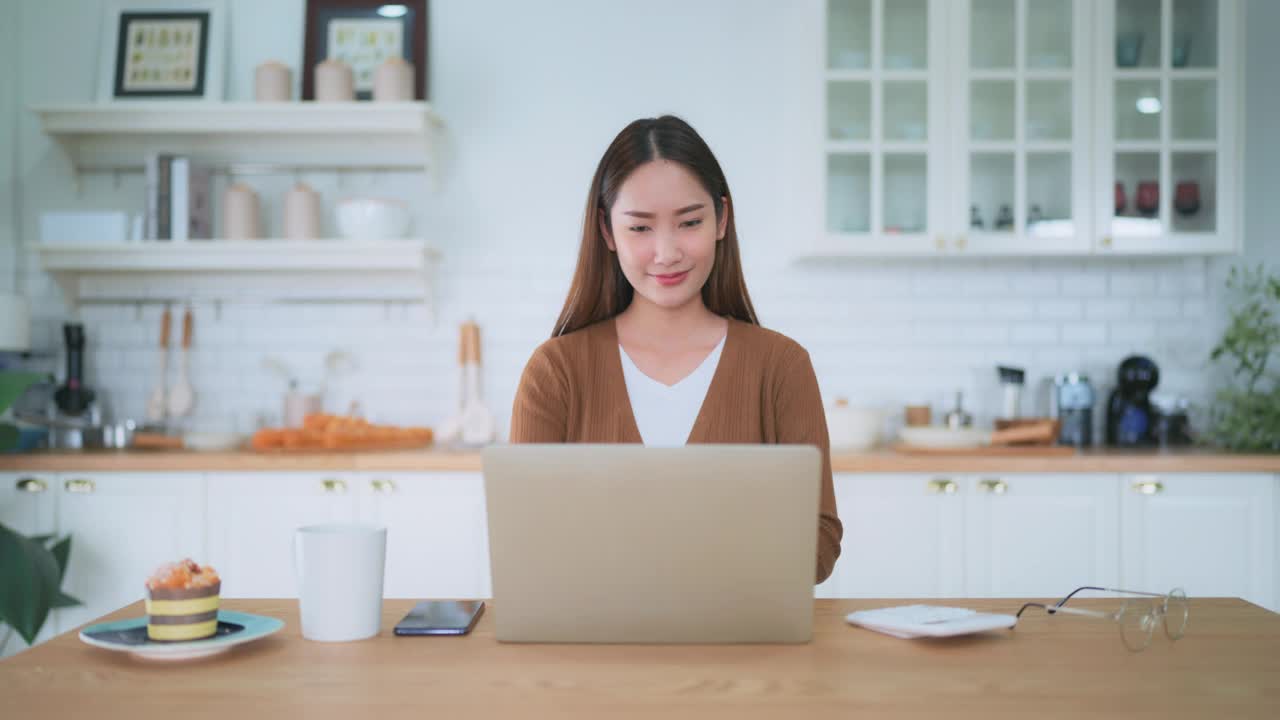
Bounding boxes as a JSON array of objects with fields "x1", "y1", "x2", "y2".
[
  {"x1": 96, "y1": 0, "x2": 228, "y2": 101},
  {"x1": 302, "y1": 0, "x2": 428, "y2": 100}
]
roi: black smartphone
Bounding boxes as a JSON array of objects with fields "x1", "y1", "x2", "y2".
[{"x1": 393, "y1": 600, "x2": 485, "y2": 636}]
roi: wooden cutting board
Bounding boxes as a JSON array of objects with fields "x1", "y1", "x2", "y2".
[{"x1": 893, "y1": 442, "x2": 1079, "y2": 457}]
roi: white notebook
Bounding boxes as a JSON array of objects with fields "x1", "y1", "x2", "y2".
[{"x1": 846, "y1": 604, "x2": 1018, "y2": 639}]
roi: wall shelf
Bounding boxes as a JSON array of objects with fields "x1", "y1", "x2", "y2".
[
  {"x1": 30, "y1": 102, "x2": 441, "y2": 174},
  {"x1": 35, "y1": 240, "x2": 440, "y2": 309}
]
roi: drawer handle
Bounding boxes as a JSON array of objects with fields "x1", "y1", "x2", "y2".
[
  {"x1": 17, "y1": 477, "x2": 48, "y2": 493},
  {"x1": 371, "y1": 478, "x2": 397, "y2": 494},
  {"x1": 935, "y1": 234, "x2": 946, "y2": 250},
  {"x1": 321, "y1": 478, "x2": 348, "y2": 494},
  {"x1": 955, "y1": 235, "x2": 968, "y2": 250},
  {"x1": 1133, "y1": 480, "x2": 1164, "y2": 495},
  {"x1": 979, "y1": 478, "x2": 1008, "y2": 495},
  {"x1": 64, "y1": 478, "x2": 96, "y2": 494},
  {"x1": 1100, "y1": 235, "x2": 1113, "y2": 248},
  {"x1": 927, "y1": 478, "x2": 958, "y2": 495}
]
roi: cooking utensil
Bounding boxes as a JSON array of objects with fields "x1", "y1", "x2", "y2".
[
  {"x1": 438, "y1": 319, "x2": 496, "y2": 447},
  {"x1": 146, "y1": 306, "x2": 170, "y2": 424},
  {"x1": 167, "y1": 306, "x2": 195, "y2": 419},
  {"x1": 898, "y1": 420, "x2": 1059, "y2": 450},
  {"x1": 942, "y1": 391, "x2": 973, "y2": 430}
]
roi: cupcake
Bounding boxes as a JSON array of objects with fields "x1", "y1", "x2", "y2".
[{"x1": 145, "y1": 558, "x2": 221, "y2": 642}]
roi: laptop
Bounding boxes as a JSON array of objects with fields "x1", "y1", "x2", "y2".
[{"x1": 481, "y1": 444, "x2": 821, "y2": 643}]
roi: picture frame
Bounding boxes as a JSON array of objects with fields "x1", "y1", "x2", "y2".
[
  {"x1": 302, "y1": 0, "x2": 428, "y2": 101},
  {"x1": 96, "y1": 0, "x2": 228, "y2": 101}
]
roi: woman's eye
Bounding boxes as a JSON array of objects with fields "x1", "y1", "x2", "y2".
[
  {"x1": 628, "y1": 225, "x2": 650, "y2": 233},
  {"x1": 681, "y1": 218, "x2": 703, "y2": 228}
]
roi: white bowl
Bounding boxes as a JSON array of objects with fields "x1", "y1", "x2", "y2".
[
  {"x1": 826, "y1": 404, "x2": 883, "y2": 451},
  {"x1": 334, "y1": 197, "x2": 411, "y2": 240},
  {"x1": 897, "y1": 426, "x2": 990, "y2": 449}
]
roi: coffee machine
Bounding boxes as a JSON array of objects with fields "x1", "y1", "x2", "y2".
[{"x1": 1106, "y1": 355, "x2": 1159, "y2": 446}]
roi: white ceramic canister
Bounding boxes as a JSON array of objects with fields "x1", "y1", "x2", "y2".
[
  {"x1": 314, "y1": 59, "x2": 354, "y2": 102},
  {"x1": 222, "y1": 183, "x2": 261, "y2": 240},
  {"x1": 373, "y1": 57, "x2": 415, "y2": 101},
  {"x1": 282, "y1": 182, "x2": 322, "y2": 240},
  {"x1": 254, "y1": 60, "x2": 291, "y2": 102}
]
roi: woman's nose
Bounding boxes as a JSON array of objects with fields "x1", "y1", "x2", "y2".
[{"x1": 653, "y1": 230, "x2": 683, "y2": 265}]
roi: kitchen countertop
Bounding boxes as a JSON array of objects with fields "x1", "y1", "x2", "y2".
[
  {"x1": 1, "y1": 447, "x2": 1278, "y2": 473},
  {"x1": 2, "y1": 597, "x2": 1277, "y2": 719}
]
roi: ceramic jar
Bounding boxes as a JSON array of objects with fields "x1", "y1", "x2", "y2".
[
  {"x1": 314, "y1": 59, "x2": 354, "y2": 102},
  {"x1": 282, "y1": 183, "x2": 322, "y2": 240},
  {"x1": 373, "y1": 57, "x2": 415, "y2": 101},
  {"x1": 254, "y1": 60, "x2": 291, "y2": 102},
  {"x1": 222, "y1": 183, "x2": 261, "y2": 240}
]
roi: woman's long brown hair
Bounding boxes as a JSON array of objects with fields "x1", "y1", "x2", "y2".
[{"x1": 552, "y1": 115, "x2": 759, "y2": 337}]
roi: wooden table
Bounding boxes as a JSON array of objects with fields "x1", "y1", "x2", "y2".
[{"x1": 3, "y1": 598, "x2": 1278, "y2": 719}]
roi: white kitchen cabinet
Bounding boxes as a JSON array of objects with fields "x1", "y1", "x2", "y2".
[
  {"x1": 206, "y1": 472, "x2": 357, "y2": 598},
  {"x1": 54, "y1": 473, "x2": 206, "y2": 633},
  {"x1": 1092, "y1": 0, "x2": 1242, "y2": 254},
  {"x1": 356, "y1": 472, "x2": 490, "y2": 600},
  {"x1": 963, "y1": 473, "x2": 1121, "y2": 597},
  {"x1": 1121, "y1": 473, "x2": 1275, "y2": 611},
  {"x1": 800, "y1": 0, "x2": 1244, "y2": 258},
  {"x1": 948, "y1": 0, "x2": 1094, "y2": 255},
  {"x1": 817, "y1": 473, "x2": 965, "y2": 598},
  {"x1": 0, "y1": 473, "x2": 60, "y2": 656}
]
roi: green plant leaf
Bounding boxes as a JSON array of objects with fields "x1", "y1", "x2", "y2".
[
  {"x1": 51, "y1": 591, "x2": 81, "y2": 609},
  {"x1": 48, "y1": 535, "x2": 72, "y2": 582},
  {"x1": 0, "y1": 371, "x2": 47, "y2": 415},
  {"x1": 0, "y1": 523, "x2": 62, "y2": 645},
  {"x1": 0, "y1": 422, "x2": 18, "y2": 453}
]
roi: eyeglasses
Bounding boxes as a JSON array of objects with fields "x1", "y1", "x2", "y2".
[{"x1": 1015, "y1": 586, "x2": 1189, "y2": 652}]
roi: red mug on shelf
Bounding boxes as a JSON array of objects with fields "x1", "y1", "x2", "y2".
[
  {"x1": 1175, "y1": 181, "x2": 1201, "y2": 216},
  {"x1": 1136, "y1": 181, "x2": 1159, "y2": 217},
  {"x1": 1115, "y1": 182, "x2": 1127, "y2": 215}
]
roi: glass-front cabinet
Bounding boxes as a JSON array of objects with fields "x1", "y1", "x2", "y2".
[
  {"x1": 811, "y1": 0, "x2": 1243, "y2": 258},
  {"x1": 950, "y1": 0, "x2": 1093, "y2": 254},
  {"x1": 822, "y1": 0, "x2": 946, "y2": 254},
  {"x1": 1094, "y1": 0, "x2": 1239, "y2": 253}
]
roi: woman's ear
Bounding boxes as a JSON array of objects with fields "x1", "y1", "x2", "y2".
[
  {"x1": 599, "y1": 209, "x2": 616, "y2": 251},
  {"x1": 717, "y1": 196, "x2": 729, "y2": 241}
]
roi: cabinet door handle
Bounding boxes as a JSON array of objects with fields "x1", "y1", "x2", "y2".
[
  {"x1": 321, "y1": 478, "x2": 348, "y2": 494},
  {"x1": 927, "y1": 478, "x2": 958, "y2": 495},
  {"x1": 935, "y1": 234, "x2": 946, "y2": 250},
  {"x1": 371, "y1": 478, "x2": 397, "y2": 494},
  {"x1": 16, "y1": 477, "x2": 48, "y2": 493},
  {"x1": 1100, "y1": 236, "x2": 1113, "y2": 248},
  {"x1": 64, "y1": 478, "x2": 96, "y2": 494},
  {"x1": 955, "y1": 235, "x2": 968, "y2": 250},
  {"x1": 1133, "y1": 480, "x2": 1164, "y2": 495},
  {"x1": 979, "y1": 478, "x2": 1008, "y2": 495}
]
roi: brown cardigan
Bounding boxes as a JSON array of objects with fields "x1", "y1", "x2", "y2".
[{"x1": 509, "y1": 316, "x2": 843, "y2": 584}]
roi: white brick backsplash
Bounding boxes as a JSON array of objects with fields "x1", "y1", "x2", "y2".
[
  {"x1": 1182, "y1": 298, "x2": 1208, "y2": 319},
  {"x1": 1085, "y1": 299, "x2": 1132, "y2": 319},
  {"x1": 1010, "y1": 273, "x2": 1061, "y2": 296},
  {"x1": 1109, "y1": 321, "x2": 1159, "y2": 344},
  {"x1": 983, "y1": 301, "x2": 1036, "y2": 319},
  {"x1": 1131, "y1": 299, "x2": 1183, "y2": 319},
  {"x1": 1060, "y1": 322, "x2": 1108, "y2": 345},
  {"x1": 1010, "y1": 324, "x2": 1059, "y2": 345},
  {"x1": 1057, "y1": 273, "x2": 1109, "y2": 296},
  {"x1": 1109, "y1": 271, "x2": 1158, "y2": 296},
  {"x1": 1036, "y1": 299, "x2": 1084, "y2": 319}
]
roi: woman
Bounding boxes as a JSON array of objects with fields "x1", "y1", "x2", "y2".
[{"x1": 510, "y1": 115, "x2": 842, "y2": 583}]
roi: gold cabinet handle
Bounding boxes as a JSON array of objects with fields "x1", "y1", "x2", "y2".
[
  {"x1": 1133, "y1": 480, "x2": 1164, "y2": 495},
  {"x1": 1100, "y1": 236, "x2": 1113, "y2": 248},
  {"x1": 321, "y1": 478, "x2": 348, "y2": 494},
  {"x1": 371, "y1": 478, "x2": 397, "y2": 494},
  {"x1": 935, "y1": 234, "x2": 946, "y2": 250},
  {"x1": 927, "y1": 478, "x2": 958, "y2": 495},
  {"x1": 64, "y1": 478, "x2": 96, "y2": 494},
  {"x1": 17, "y1": 477, "x2": 48, "y2": 493},
  {"x1": 979, "y1": 478, "x2": 1008, "y2": 495},
  {"x1": 955, "y1": 235, "x2": 968, "y2": 250}
]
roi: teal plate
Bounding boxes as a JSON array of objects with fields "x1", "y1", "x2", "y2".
[{"x1": 79, "y1": 610, "x2": 284, "y2": 661}]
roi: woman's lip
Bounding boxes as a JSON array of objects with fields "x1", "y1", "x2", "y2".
[{"x1": 653, "y1": 270, "x2": 689, "y2": 286}]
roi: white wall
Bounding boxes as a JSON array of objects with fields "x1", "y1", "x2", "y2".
[{"x1": 1, "y1": 0, "x2": 1268, "y2": 440}]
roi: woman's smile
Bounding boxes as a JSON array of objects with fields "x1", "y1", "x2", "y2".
[{"x1": 652, "y1": 269, "x2": 690, "y2": 286}]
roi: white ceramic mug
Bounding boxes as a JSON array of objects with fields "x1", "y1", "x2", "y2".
[{"x1": 294, "y1": 524, "x2": 386, "y2": 642}]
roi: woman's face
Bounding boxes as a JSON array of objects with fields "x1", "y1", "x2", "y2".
[{"x1": 601, "y1": 159, "x2": 728, "y2": 312}]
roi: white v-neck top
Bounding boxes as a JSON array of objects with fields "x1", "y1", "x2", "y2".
[{"x1": 618, "y1": 335, "x2": 726, "y2": 447}]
